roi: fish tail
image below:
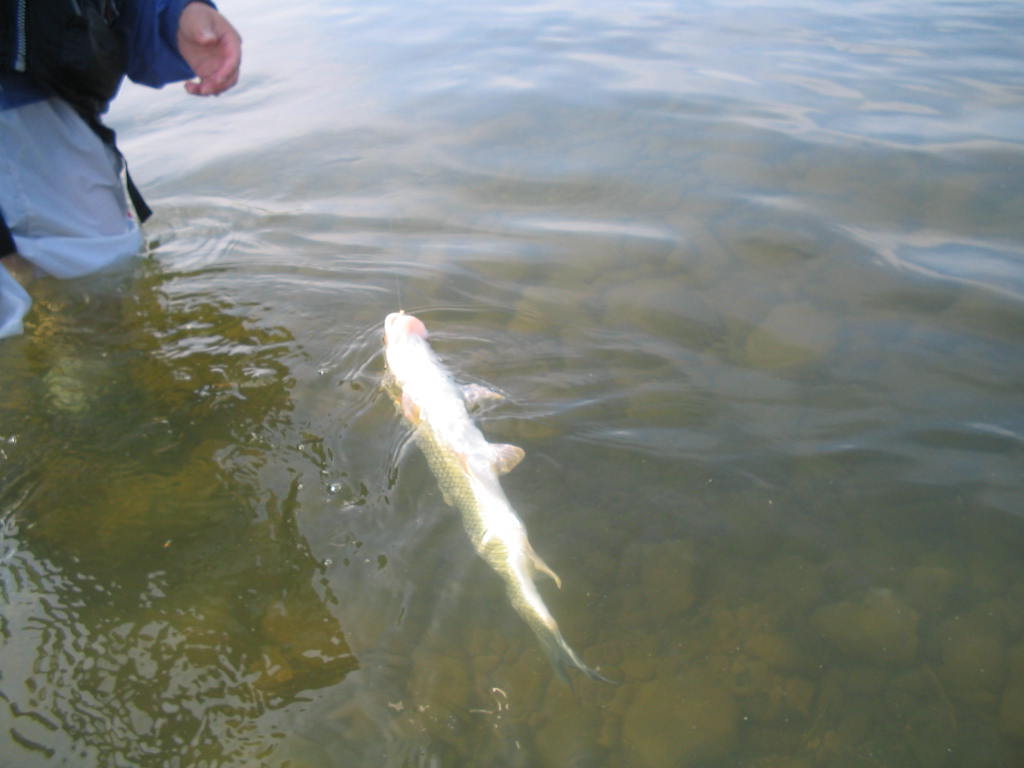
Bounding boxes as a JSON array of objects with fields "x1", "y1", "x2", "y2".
[
  {"x1": 511, "y1": 560, "x2": 616, "y2": 684},
  {"x1": 535, "y1": 627, "x2": 618, "y2": 686}
]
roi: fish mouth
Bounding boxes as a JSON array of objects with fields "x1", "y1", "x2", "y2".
[{"x1": 384, "y1": 312, "x2": 428, "y2": 345}]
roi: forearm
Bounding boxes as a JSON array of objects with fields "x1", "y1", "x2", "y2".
[{"x1": 119, "y1": 0, "x2": 217, "y2": 87}]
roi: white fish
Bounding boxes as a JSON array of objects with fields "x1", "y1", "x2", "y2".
[{"x1": 383, "y1": 311, "x2": 612, "y2": 683}]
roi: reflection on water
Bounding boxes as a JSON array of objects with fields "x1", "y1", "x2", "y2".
[{"x1": 3, "y1": 0, "x2": 1024, "y2": 765}]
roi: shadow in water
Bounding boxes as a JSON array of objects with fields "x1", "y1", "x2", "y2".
[{"x1": 0, "y1": 258, "x2": 357, "y2": 766}]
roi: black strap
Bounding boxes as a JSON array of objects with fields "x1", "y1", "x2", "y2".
[
  {"x1": 82, "y1": 111, "x2": 152, "y2": 223},
  {"x1": 124, "y1": 165, "x2": 152, "y2": 223},
  {"x1": 1, "y1": 209, "x2": 15, "y2": 256}
]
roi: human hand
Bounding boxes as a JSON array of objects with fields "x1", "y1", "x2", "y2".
[{"x1": 177, "y1": 2, "x2": 242, "y2": 96}]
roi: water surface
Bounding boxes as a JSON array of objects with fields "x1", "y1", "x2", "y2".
[{"x1": 2, "y1": 1, "x2": 1023, "y2": 766}]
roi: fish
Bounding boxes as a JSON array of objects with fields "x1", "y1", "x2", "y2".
[{"x1": 383, "y1": 311, "x2": 613, "y2": 684}]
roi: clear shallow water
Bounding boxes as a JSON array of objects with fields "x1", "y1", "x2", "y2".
[{"x1": 2, "y1": 0, "x2": 1023, "y2": 766}]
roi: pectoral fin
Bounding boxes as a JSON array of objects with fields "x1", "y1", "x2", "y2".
[
  {"x1": 489, "y1": 443, "x2": 525, "y2": 475},
  {"x1": 462, "y1": 383, "x2": 505, "y2": 409},
  {"x1": 401, "y1": 393, "x2": 421, "y2": 424}
]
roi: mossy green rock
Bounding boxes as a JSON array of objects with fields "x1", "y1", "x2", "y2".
[
  {"x1": 937, "y1": 614, "x2": 1005, "y2": 693},
  {"x1": 998, "y1": 644, "x2": 1024, "y2": 739},
  {"x1": 409, "y1": 650, "x2": 471, "y2": 716},
  {"x1": 508, "y1": 285, "x2": 567, "y2": 335},
  {"x1": 43, "y1": 355, "x2": 111, "y2": 413},
  {"x1": 602, "y1": 277, "x2": 713, "y2": 340},
  {"x1": 811, "y1": 589, "x2": 919, "y2": 665},
  {"x1": 534, "y1": 687, "x2": 602, "y2": 768},
  {"x1": 745, "y1": 632, "x2": 804, "y2": 673},
  {"x1": 622, "y1": 674, "x2": 739, "y2": 768},
  {"x1": 999, "y1": 684, "x2": 1024, "y2": 741},
  {"x1": 903, "y1": 565, "x2": 957, "y2": 615},
  {"x1": 616, "y1": 635, "x2": 660, "y2": 682},
  {"x1": 1008, "y1": 643, "x2": 1024, "y2": 683},
  {"x1": 640, "y1": 538, "x2": 697, "y2": 617},
  {"x1": 761, "y1": 554, "x2": 824, "y2": 611}
]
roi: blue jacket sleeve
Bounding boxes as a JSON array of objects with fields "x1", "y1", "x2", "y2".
[{"x1": 119, "y1": 0, "x2": 217, "y2": 88}]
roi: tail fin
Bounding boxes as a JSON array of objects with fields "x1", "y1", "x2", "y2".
[{"x1": 536, "y1": 628, "x2": 618, "y2": 686}]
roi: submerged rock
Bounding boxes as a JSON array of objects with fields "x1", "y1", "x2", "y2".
[
  {"x1": 937, "y1": 613, "x2": 1005, "y2": 694},
  {"x1": 999, "y1": 683, "x2": 1024, "y2": 742},
  {"x1": 256, "y1": 595, "x2": 357, "y2": 694},
  {"x1": 811, "y1": 588, "x2": 919, "y2": 665},
  {"x1": 642, "y1": 538, "x2": 697, "y2": 617},
  {"x1": 602, "y1": 277, "x2": 712, "y2": 340},
  {"x1": 409, "y1": 649, "x2": 472, "y2": 718},
  {"x1": 44, "y1": 355, "x2": 111, "y2": 413},
  {"x1": 761, "y1": 554, "x2": 824, "y2": 612},
  {"x1": 745, "y1": 631, "x2": 804, "y2": 673},
  {"x1": 491, "y1": 644, "x2": 550, "y2": 715},
  {"x1": 744, "y1": 302, "x2": 837, "y2": 370},
  {"x1": 508, "y1": 285, "x2": 568, "y2": 335},
  {"x1": 621, "y1": 673, "x2": 739, "y2": 768},
  {"x1": 613, "y1": 635, "x2": 660, "y2": 683},
  {"x1": 619, "y1": 538, "x2": 696, "y2": 626},
  {"x1": 998, "y1": 644, "x2": 1024, "y2": 740},
  {"x1": 746, "y1": 758, "x2": 813, "y2": 768},
  {"x1": 534, "y1": 685, "x2": 603, "y2": 768},
  {"x1": 903, "y1": 565, "x2": 957, "y2": 616}
]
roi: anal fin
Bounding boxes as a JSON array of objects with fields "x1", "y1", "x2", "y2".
[{"x1": 530, "y1": 548, "x2": 562, "y2": 589}]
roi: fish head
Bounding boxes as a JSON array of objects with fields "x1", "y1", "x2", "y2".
[{"x1": 384, "y1": 312, "x2": 428, "y2": 347}]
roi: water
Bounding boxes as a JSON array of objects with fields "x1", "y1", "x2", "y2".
[{"x1": 2, "y1": 0, "x2": 1023, "y2": 765}]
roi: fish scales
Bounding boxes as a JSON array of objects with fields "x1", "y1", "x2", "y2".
[{"x1": 383, "y1": 311, "x2": 613, "y2": 684}]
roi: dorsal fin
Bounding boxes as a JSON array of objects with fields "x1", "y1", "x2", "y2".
[{"x1": 489, "y1": 443, "x2": 525, "y2": 474}]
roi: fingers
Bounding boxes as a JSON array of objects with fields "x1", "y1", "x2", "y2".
[
  {"x1": 184, "y1": 47, "x2": 240, "y2": 96},
  {"x1": 178, "y1": 4, "x2": 242, "y2": 97},
  {"x1": 206, "y1": 24, "x2": 242, "y2": 94},
  {"x1": 182, "y1": 47, "x2": 240, "y2": 96}
]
